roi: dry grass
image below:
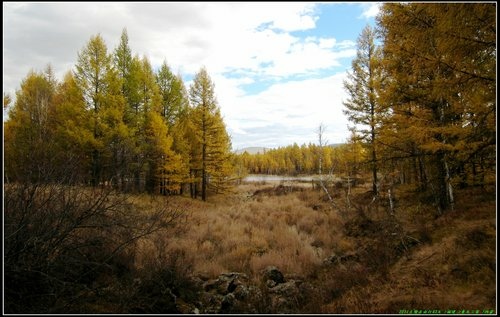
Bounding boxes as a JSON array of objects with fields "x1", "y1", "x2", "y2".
[
  {"x1": 6, "y1": 178, "x2": 493, "y2": 313},
  {"x1": 161, "y1": 183, "x2": 343, "y2": 283},
  {"x1": 116, "y1": 181, "x2": 496, "y2": 313},
  {"x1": 319, "y1": 184, "x2": 496, "y2": 314}
]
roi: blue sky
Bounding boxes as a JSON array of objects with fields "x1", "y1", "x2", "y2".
[{"x1": 3, "y1": 2, "x2": 381, "y2": 150}]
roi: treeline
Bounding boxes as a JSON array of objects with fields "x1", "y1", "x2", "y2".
[
  {"x1": 4, "y1": 29, "x2": 233, "y2": 201},
  {"x1": 372, "y1": 3, "x2": 496, "y2": 212},
  {"x1": 238, "y1": 141, "x2": 365, "y2": 177},
  {"x1": 240, "y1": 3, "x2": 496, "y2": 214}
]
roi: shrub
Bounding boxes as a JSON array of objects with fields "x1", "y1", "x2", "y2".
[{"x1": 4, "y1": 182, "x2": 184, "y2": 313}]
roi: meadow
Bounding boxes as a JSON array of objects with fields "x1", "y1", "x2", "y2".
[{"x1": 4, "y1": 177, "x2": 496, "y2": 313}]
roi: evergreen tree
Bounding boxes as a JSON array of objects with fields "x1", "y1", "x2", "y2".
[
  {"x1": 51, "y1": 71, "x2": 95, "y2": 182},
  {"x1": 156, "y1": 61, "x2": 189, "y2": 127},
  {"x1": 74, "y1": 34, "x2": 113, "y2": 186},
  {"x1": 189, "y1": 67, "x2": 232, "y2": 201},
  {"x1": 4, "y1": 70, "x2": 57, "y2": 183},
  {"x1": 343, "y1": 25, "x2": 384, "y2": 195}
]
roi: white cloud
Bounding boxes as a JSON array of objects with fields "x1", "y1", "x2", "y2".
[
  {"x1": 319, "y1": 38, "x2": 336, "y2": 49},
  {"x1": 3, "y1": 2, "x2": 359, "y2": 149},
  {"x1": 218, "y1": 72, "x2": 350, "y2": 149},
  {"x1": 359, "y1": 2, "x2": 381, "y2": 19},
  {"x1": 268, "y1": 3, "x2": 318, "y2": 31},
  {"x1": 2, "y1": 2, "x2": 353, "y2": 91},
  {"x1": 177, "y1": 4, "x2": 355, "y2": 81}
]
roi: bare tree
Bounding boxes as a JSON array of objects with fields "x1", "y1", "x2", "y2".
[{"x1": 317, "y1": 124, "x2": 337, "y2": 209}]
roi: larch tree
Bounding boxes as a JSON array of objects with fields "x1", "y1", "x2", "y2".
[
  {"x1": 75, "y1": 34, "x2": 129, "y2": 188},
  {"x1": 155, "y1": 61, "x2": 191, "y2": 193},
  {"x1": 204, "y1": 109, "x2": 234, "y2": 194},
  {"x1": 189, "y1": 67, "x2": 232, "y2": 201},
  {"x1": 5, "y1": 30, "x2": 239, "y2": 201},
  {"x1": 74, "y1": 34, "x2": 114, "y2": 186},
  {"x1": 114, "y1": 28, "x2": 133, "y2": 97},
  {"x1": 155, "y1": 65, "x2": 192, "y2": 194},
  {"x1": 343, "y1": 25, "x2": 385, "y2": 195},
  {"x1": 120, "y1": 54, "x2": 150, "y2": 191},
  {"x1": 156, "y1": 61, "x2": 189, "y2": 127},
  {"x1": 4, "y1": 69, "x2": 57, "y2": 183},
  {"x1": 377, "y1": 3, "x2": 496, "y2": 213},
  {"x1": 98, "y1": 62, "x2": 128, "y2": 188},
  {"x1": 431, "y1": 3, "x2": 496, "y2": 188},
  {"x1": 137, "y1": 56, "x2": 165, "y2": 193},
  {"x1": 110, "y1": 28, "x2": 139, "y2": 190},
  {"x1": 51, "y1": 71, "x2": 95, "y2": 182}
]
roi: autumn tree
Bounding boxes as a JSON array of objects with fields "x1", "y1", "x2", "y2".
[
  {"x1": 377, "y1": 3, "x2": 496, "y2": 213},
  {"x1": 189, "y1": 67, "x2": 232, "y2": 201},
  {"x1": 155, "y1": 61, "x2": 191, "y2": 193},
  {"x1": 4, "y1": 68, "x2": 57, "y2": 183},
  {"x1": 5, "y1": 31, "x2": 237, "y2": 201},
  {"x1": 50, "y1": 71, "x2": 96, "y2": 181},
  {"x1": 135, "y1": 56, "x2": 183, "y2": 194},
  {"x1": 75, "y1": 34, "x2": 115, "y2": 186},
  {"x1": 156, "y1": 61, "x2": 189, "y2": 127},
  {"x1": 99, "y1": 65, "x2": 130, "y2": 189},
  {"x1": 343, "y1": 24, "x2": 384, "y2": 195},
  {"x1": 114, "y1": 28, "x2": 133, "y2": 96}
]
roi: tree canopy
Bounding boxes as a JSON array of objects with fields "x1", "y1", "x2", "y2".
[{"x1": 4, "y1": 32, "x2": 234, "y2": 201}]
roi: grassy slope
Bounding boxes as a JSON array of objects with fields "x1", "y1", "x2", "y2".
[
  {"x1": 163, "y1": 181, "x2": 496, "y2": 313},
  {"x1": 321, "y1": 185, "x2": 496, "y2": 313}
]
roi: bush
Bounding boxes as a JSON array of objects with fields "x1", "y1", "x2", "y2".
[{"x1": 4, "y1": 182, "x2": 184, "y2": 313}]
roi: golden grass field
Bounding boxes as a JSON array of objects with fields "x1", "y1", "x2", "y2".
[
  {"x1": 5, "y1": 179, "x2": 495, "y2": 313},
  {"x1": 134, "y1": 179, "x2": 496, "y2": 313}
]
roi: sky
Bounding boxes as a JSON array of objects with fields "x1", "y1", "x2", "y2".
[{"x1": 3, "y1": 2, "x2": 381, "y2": 150}]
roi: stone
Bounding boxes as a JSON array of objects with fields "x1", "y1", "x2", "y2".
[{"x1": 262, "y1": 266, "x2": 285, "y2": 285}]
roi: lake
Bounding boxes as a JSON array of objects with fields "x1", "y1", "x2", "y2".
[
  {"x1": 243, "y1": 174, "x2": 315, "y2": 182},
  {"x1": 243, "y1": 174, "x2": 341, "y2": 183}
]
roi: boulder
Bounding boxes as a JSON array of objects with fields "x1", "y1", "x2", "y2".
[
  {"x1": 199, "y1": 272, "x2": 261, "y2": 313},
  {"x1": 262, "y1": 266, "x2": 285, "y2": 285},
  {"x1": 267, "y1": 279, "x2": 310, "y2": 313},
  {"x1": 203, "y1": 272, "x2": 248, "y2": 295}
]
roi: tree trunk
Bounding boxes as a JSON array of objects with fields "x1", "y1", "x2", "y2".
[
  {"x1": 436, "y1": 151, "x2": 451, "y2": 212},
  {"x1": 91, "y1": 149, "x2": 100, "y2": 187},
  {"x1": 201, "y1": 142, "x2": 207, "y2": 202},
  {"x1": 371, "y1": 140, "x2": 377, "y2": 194}
]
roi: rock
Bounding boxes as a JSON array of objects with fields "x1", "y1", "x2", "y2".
[
  {"x1": 203, "y1": 272, "x2": 248, "y2": 295},
  {"x1": 230, "y1": 285, "x2": 263, "y2": 314},
  {"x1": 199, "y1": 272, "x2": 261, "y2": 314},
  {"x1": 267, "y1": 280, "x2": 301, "y2": 313},
  {"x1": 220, "y1": 293, "x2": 235, "y2": 312},
  {"x1": 262, "y1": 266, "x2": 285, "y2": 285},
  {"x1": 268, "y1": 280, "x2": 300, "y2": 297},
  {"x1": 233, "y1": 284, "x2": 250, "y2": 300},
  {"x1": 200, "y1": 292, "x2": 223, "y2": 314},
  {"x1": 266, "y1": 279, "x2": 277, "y2": 288},
  {"x1": 323, "y1": 251, "x2": 360, "y2": 266},
  {"x1": 323, "y1": 253, "x2": 341, "y2": 265},
  {"x1": 175, "y1": 298, "x2": 199, "y2": 314}
]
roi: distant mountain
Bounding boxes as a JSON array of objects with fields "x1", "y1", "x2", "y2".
[{"x1": 234, "y1": 147, "x2": 269, "y2": 155}]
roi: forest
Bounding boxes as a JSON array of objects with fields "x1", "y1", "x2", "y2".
[{"x1": 3, "y1": 3, "x2": 496, "y2": 314}]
